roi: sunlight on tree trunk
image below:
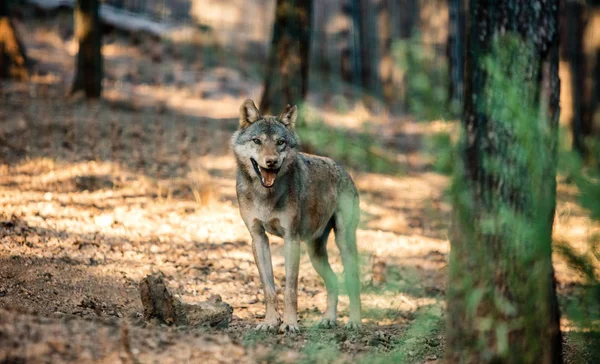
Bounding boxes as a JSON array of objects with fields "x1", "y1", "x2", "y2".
[
  {"x1": 446, "y1": 0, "x2": 563, "y2": 362},
  {"x1": 71, "y1": 0, "x2": 103, "y2": 98},
  {"x1": 0, "y1": 2, "x2": 28, "y2": 81},
  {"x1": 260, "y1": 0, "x2": 312, "y2": 115},
  {"x1": 376, "y1": 0, "x2": 393, "y2": 108}
]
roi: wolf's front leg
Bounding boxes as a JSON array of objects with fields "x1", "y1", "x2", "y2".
[
  {"x1": 250, "y1": 226, "x2": 281, "y2": 332},
  {"x1": 280, "y1": 237, "x2": 301, "y2": 333}
]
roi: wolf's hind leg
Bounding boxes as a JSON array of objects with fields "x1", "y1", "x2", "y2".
[
  {"x1": 307, "y1": 219, "x2": 338, "y2": 328},
  {"x1": 334, "y1": 199, "x2": 362, "y2": 329}
]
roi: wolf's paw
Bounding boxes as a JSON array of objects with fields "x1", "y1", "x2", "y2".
[
  {"x1": 255, "y1": 322, "x2": 279, "y2": 333},
  {"x1": 345, "y1": 320, "x2": 362, "y2": 330},
  {"x1": 279, "y1": 323, "x2": 300, "y2": 334},
  {"x1": 317, "y1": 318, "x2": 337, "y2": 329}
]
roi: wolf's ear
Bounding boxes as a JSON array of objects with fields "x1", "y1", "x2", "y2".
[
  {"x1": 239, "y1": 99, "x2": 261, "y2": 128},
  {"x1": 277, "y1": 104, "x2": 298, "y2": 130}
]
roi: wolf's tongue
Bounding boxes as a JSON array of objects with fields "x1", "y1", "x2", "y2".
[{"x1": 259, "y1": 167, "x2": 277, "y2": 187}]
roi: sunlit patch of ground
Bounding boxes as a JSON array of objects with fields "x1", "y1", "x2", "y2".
[
  {"x1": 2, "y1": 86, "x2": 599, "y2": 360},
  {"x1": 2, "y1": 91, "x2": 599, "y2": 360},
  {"x1": 1, "y1": 13, "x2": 599, "y2": 363},
  {"x1": 554, "y1": 181, "x2": 600, "y2": 288},
  {"x1": 0, "y1": 88, "x2": 452, "y2": 360}
]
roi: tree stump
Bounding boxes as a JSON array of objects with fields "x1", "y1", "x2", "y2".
[{"x1": 139, "y1": 273, "x2": 233, "y2": 328}]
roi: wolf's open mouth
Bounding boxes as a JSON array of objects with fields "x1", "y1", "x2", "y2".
[{"x1": 250, "y1": 158, "x2": 279, "y2": 188}]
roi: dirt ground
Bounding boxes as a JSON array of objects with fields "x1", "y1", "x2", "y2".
[{"x1": 1, "y1": 13, "x2": 599, "y2": 364}]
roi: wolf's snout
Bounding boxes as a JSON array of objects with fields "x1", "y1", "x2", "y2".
[{"x1": 265, "y1": 157, "x2": 278, "y2": 168}]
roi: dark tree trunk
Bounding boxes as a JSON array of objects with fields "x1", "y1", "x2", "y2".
[
  {"x1": 567, "y1": 2, "x2": 591, "y2": 158},
  {"x1": 349, "y1": 0, "x2": 363, "y2": 87},
  {"x1": 395, "y1": 0, "x2": 418, "y2": 40},
  {"x1": 0, "y1": 1, "x2": 28, "y2": 80},
  {"x1": 447, "y1": 0, "x2": 465, "y2": 115},
  {"x1": 71, "y1": 0, "x2": 103, "y2": 98},
  {"x1": 376, "y1": 0, "x2": 393, "y2": 107},
  {"x1": 259, "y1": 0, "x2": 313, "y2": 115},
  {"x1": 355, "y1": 0, "x2": 379, "y2": 98},
  {"x1": 447, "y1": 0, "x2": 563, "y2": 362},
  {"x1": 591, "y1": 48, "x2": 600, "y2": 143}
]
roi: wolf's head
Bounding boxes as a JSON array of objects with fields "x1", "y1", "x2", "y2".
[{"x1": 232, "y1": 99, "x2": 299, "y2": 188}]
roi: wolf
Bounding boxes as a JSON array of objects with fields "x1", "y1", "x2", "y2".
[{"x1": 232, "y1": 99, "x2": 361, "y2": 333}]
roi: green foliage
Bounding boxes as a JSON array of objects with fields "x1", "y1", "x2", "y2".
[
  {"x1": 360, "y1": 305, "x2": 444, "y2": 364},
  {"x1": 331, "y1": 95, "x2": 352, "y2": 115},
  {"x1": 578, "y1": 176, "x2": 600, "y2": 221},
  {"x1": 295, "y1": 105, "x2": 402, "y2": 175},
  {"x1": 242, "y1": 330, "x2": 271, "y2": 347},
  {"x1": 393, "y1": 34, "x2": 457, "y2": 121},
  {"x1": 362, "y1": 265, "x2": 440, "y2": 299},
  {"x1": 298, "y1": 329, "x2": 341, "y2": 364},
  {"x1": 424, "y1": 131, "x2": 455, "y2": 175}
]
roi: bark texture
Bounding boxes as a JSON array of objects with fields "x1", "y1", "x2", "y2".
[
  {"x1": 259, "y1": 0, "x2": 313, "y2": 114},
  {"x1": 71, "y1": 0, "x2": 103, "y2": 98},
  {"x1": 446, "y1": 0, "x2": 563, "y2": 362},
  {"x1": 447, "y1": 0, "x2": 465, "y2": 114}
]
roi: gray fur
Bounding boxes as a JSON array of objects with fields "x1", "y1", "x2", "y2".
[{"x1": 232, "y1": 99, "x2": 362, "y2": 333}]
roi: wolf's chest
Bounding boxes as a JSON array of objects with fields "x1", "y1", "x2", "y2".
[
  {"x1": 262, "y1": 218, "x2": 285, "y2": 238},
  {"x1": 247, "y1": 198, "x2": 292, "y2": 237}
]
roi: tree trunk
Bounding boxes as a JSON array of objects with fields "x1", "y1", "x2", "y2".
[
  {"x1": 567, "y1": 1, "x2": 591, "y2": 158},
  {"x1": 376, "y1": 0, "x2": 393, "y2": 107},
  {"x1": 0, "y1": 1, "x2": 28, "y2": 81},
  {"x1": 447, "y1": 0, "x2": 465, "y2": 115},
  {"x1": 591, "y1": 49, "x2": 600, "y2": 144},
  {"x1": 355, "y1": 0, "x2": 380, "y2": 98},
  {"x1": 446, "y1": 0, "x2": 563, "y2": 362},
  {"x1": 71, "y1": 0, "x2": 103, "y2": 98},
  {"x1": 259, "y1": 0, "x2": 313, "y2": 115},
  {"x1": 339, "y1": 0, "x2": 353, "y2": 85},
  {"x1": 349, "y1": 0, "x2": 363, "y2": 88}
]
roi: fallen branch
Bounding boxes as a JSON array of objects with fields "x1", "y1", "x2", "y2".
[{"x1": 25, "y1": 0, "x2": 173, "y2": 37}]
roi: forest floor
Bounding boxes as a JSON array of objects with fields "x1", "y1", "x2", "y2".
[{"x1": 1, "y1": 12, "x2": 600, "y2": 364}]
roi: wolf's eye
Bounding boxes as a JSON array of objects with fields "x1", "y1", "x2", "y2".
[
  {"x1": 252, "y1": 138, "x2": 261, "y2": 145},
  {"x1": 276, "y1": 140, "x2": 285, "y2": 146}
]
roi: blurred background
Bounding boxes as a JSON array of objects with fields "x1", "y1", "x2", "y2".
[{"x1": 0, "y1": 0, "x2": 600, "y2": 362}]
